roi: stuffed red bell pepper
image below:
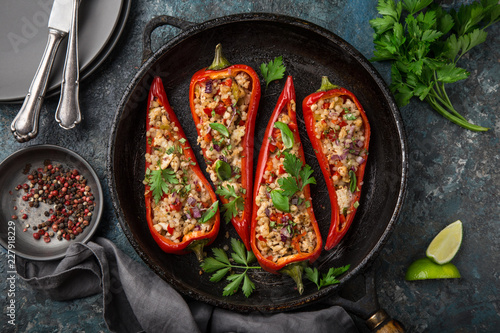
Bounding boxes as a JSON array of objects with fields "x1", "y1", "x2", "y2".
[
  {"x1": 189, "y1": 44, "x2": 261, "y2": 250},
  {"x1": 251, "y1": 76, "x2": 322, "y2": 294},
  {"x1": 302, "y1": 76, "x2": 371, "y2": 251},
  {"x1": 144, "y1": 76, "x2": 220, "y2": 261}
]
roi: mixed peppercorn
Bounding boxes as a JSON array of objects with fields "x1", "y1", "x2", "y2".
[{"x1": 13, "y1": 161, "x2": 95, "y2": 243}]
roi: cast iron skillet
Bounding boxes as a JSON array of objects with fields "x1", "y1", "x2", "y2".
[{"x1": 107, "y1": 13, "x2": 408, "y2": 314}]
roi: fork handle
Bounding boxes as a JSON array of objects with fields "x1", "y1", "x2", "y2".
[
  {"x1": 55, "y1": 0, "x2": 81, "y2": 129},
  {"x1": 11, "y1": 28, "x2": 66, "y2": 142}
]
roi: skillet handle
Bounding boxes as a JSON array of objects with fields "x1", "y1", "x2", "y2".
[
  {"x1": 142, "y1": 16, "x2": 194, "y2": 63},
  {"x1": 366, "y1": 309, "x2": 405, "y2": 333}
]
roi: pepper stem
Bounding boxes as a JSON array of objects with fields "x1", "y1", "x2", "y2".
[
  {"x1": 188, "y1": 240, "x2": 209, "y2": 262},
  {"x1": 207, "y1": 44, "x2": 231, "y2": 70},
  {"x1": 317, "y1": 76, "x2": 340, "y2": 92},
  {"x1": 280, "y1": 261, "x2": 307, "y2": 295}
]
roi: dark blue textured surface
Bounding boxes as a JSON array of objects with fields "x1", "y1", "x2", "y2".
[{"x1": 1, "y1": 1, "x2": 499, "y2": 332}]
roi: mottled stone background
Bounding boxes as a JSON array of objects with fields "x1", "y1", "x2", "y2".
[{"x1": 1, "y1": 0, "x2": 498, "y2": 332}]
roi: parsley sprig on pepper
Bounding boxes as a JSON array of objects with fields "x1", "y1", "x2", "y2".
[
  {"x1": 370, "y1": 0, "x2": 499, "y2": 131},
  {"x1": 144, "y1": 167, "x2": 179, "y2": 204},
  {"x1": 216, "y1": 185, "x2": 244, "y2": 223},
  {"x1": 272, "y1": 152, "x2": 316, "y2": 212}
]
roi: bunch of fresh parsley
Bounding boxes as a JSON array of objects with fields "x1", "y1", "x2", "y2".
[
  {"x1": 370, "y1": 0, "x2": 499, "y2": 131},
  {"x1": 201, "y1": 238, "x2": 260, "y2": 297}
]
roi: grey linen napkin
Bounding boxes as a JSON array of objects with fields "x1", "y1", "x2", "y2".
[{"x1": 16, "y1": 237, "x2": 358, "y2": 333}]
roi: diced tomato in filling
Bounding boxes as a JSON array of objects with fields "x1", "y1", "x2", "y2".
[
  {"x1": 224, "y1": 78, "x2": 232, "y2": 86},
  {"x1": 169, "y1": 200, "x2": 182, "y2": 211},
  {"x1": 214, "y1": 103, "x2": 226, "y2": 116},
  {"x1": 203, "y1": 107, "x2": 212, "y2": 117},
  {"x1": 204, "y1": 133, "x2": 212, "y2": 142},
  {"x1": 167, "y1": 224, "x2": 175, "y2": 235},
  {"x1": 278, "y1": 164, "x2": 286, "y2": 175}
]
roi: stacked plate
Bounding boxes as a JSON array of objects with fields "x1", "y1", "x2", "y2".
[{"x1": 0, "y1": 0, "x2": 131, "y2": 103}]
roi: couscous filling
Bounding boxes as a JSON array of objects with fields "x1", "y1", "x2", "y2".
[
  {"x1": 145, "y1": 98, "x2": 215, "y2": 242},
  {"x1": 254, "y1": 103, "x2": 318, "y2": 263},
  {"x1": 192, "y1": 72, "x2": 252, "y2": 221},
  {"x1": 310, "y1": 96, "x2": 367, "y2": 215}
]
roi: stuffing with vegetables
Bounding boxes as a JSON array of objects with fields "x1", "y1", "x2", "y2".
[
  {"x1": 251, "y1": 76, "x2": 322, "y2": 294},
  {"x1": 189, "y1": 44, "x2": 261, "y2": 250},
  {"x1": 144, "y1": 77, "x2": 220, "y2": 261},
  {"x1": 303, "y1": 76, "x2": 370, "y2": 250}
]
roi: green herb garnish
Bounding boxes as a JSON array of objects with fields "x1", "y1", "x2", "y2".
[
  {"x1": 271, "y1": 152, "x2": 316, "y2": 211},
  {"x1": 201, "y1": 238, "x2": 260, "y2": 297},
  {"x1": 274, "y1": 121, "x2": 295, "y2": 149},
  {"x1": 279, "y1": 152, "x2": 316, "y2": 194},
  {"x1": 216, "y1": 185, "x2": 244, "y2": 223},
  {"x1": 305, "y1": 265, "x2": 350, "y2": 290},
  {"x1": 209, "y1": 123, "x2": 230, "y2": 137},
  {"x1": 214, "y1": 160, "x2": 232, "y2": 181},
  {"x1": 199, "y1": 201, "x2": 219, "y2": 223},
  {"x1": 370, "y1": 0, "x2": 499, "y2": 131},
  {"x1": 260, "y1": 56, "x2": 286, "y2": 88},
  {"x1": 349, "y1": 170, "x2": 357, "y2": 193},
  {"x1": 145, "y1": 168, "x2": 179, "y2": 204},
  {"x1": 270, "y1": 190, "x2": 290, "y2": 212},
  {"x1": 343, "y1": 113, "x2": 357, "y2": 121}
]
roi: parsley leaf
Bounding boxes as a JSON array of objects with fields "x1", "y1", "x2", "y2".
[
  {"x1": 221, "y1": 197, "x2": 244, "y2": 224},
  {"x1": 200, "y1": 238, "x2": 260, "y2": 297},
  {"x1": 216, "y1": 185, "x2": 238, "y2": 199},
  {"x1": 282, "y1": 152, "x2": 303, "y2": 178},
  {"x1": 370, "y1": 0, "x2": 497, "y2": 132},
  {"x1": 272, "y1": 152, "x2": 316, "y2": 212},
  {"x1": 299, "y1": 164, "x2": 317, "y2": 189},
  {"x1": 145, "y1": 168, "x2": 179, "y2": 204},
  {"x1": 305, "y1": 264, "x2": 351, "y2": 290},
  {"x1": 260, "y1": 56, "x2": 286, "y2": 88},
  {"x1": 216, "y1": 185, "x2": 244, "y2": 223},
  {"x1": 277, "y1": 176, "x2": 300, "y2": 197},
  {"x1": 162, "y1": 168, "x2": 178, "y2": 184}
]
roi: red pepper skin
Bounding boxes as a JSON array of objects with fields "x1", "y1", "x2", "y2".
[
  {"x1": 189, "y1": 46, "x2": 261, "y2": 250},
  {"x1": 251, "y1": 76, "x2": 322, "y2": 277},
  {"x1": 145, "y1": 77, "x2": 220, "y2": 258},
  {"x1": 302, "y1": 78, "x2": 371, "y2": 251}
]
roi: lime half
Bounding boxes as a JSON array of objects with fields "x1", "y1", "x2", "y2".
[
  {"x1": 426, "y1": 220, "x2": 463, "y2": 265},
  {"x1": 405, "y1": 258, "x2": 461, "y2": 281}
]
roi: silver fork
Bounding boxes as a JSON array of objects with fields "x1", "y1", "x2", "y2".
[{"x1": 55, "y1": 0, "x2": 81, "y2": 129}]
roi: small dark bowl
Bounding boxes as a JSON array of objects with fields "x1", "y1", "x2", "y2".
[{"x1": 0, "y1": 144, "x2": 103, "y2": 261}]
